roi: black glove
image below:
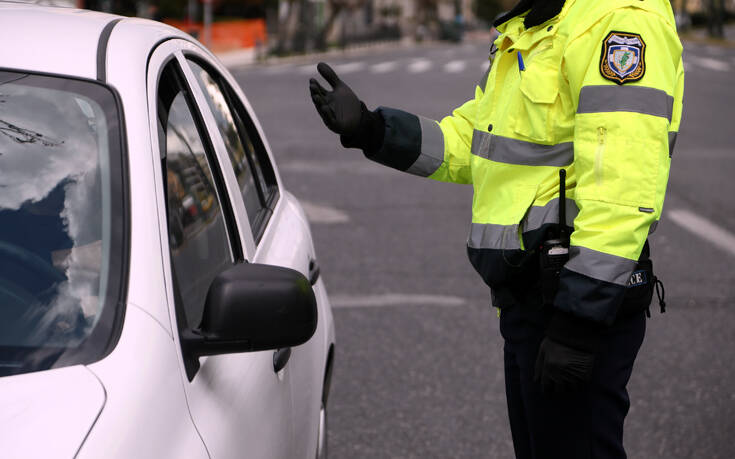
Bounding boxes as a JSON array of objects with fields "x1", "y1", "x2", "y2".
[
  {"x1": 309, "y1": 62, "x2": 364, "y2": 136},
  {"x1": 534, "y1": 336, "x2": 595, "y2": 394},
  {"x1": 534, "y1": 311, "x2": 604, "y2": 394},
  {"x1": 309, "y1": 62, "x2": 385, "y2": 151}
]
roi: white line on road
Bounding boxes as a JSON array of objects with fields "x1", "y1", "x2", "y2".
[
  {"x1": 298, "y1": 64, "x2": 317, "y2": 75},
  {"x1": 299, "y1": 201, "x2": 350, "y2": 224},
  {"x1": 480, "y1": 61, "x2": 490, "y2": 72},
  {"x1": 688, "y1": 56, "x2": 730, "y2": 72},
  {"x1": 408, "y1": 59, "x2": 433, "y2": 73},
  {"x1": 371, "y1": 61, "x2": 398, "y2": 73},
  {"x1": 668, "y1": 208, "x2": 735, "y2": 257},
  {"x1": 444, "y1": 60, "x2": 466, "y2": 73},
  {"x1": 330, "y1": 293, "x2": 466, "y2": 308},
  {"x1": 334, "y1": 62, "x2": 366, "y2": 74}
]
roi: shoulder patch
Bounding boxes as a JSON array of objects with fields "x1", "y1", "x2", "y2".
[{"x1": 600, "y1": 31, "x2": 646, "y2": 85}]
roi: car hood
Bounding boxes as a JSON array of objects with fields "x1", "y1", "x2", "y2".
[{"x1": 0, "y1": 365, "x2": 105, "y2": 458}]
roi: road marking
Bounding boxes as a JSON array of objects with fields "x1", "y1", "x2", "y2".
[
  {"x1": 280, "y1": 159, "x2": 386, "y2": 175},
  {"x1": 334, "y1": 62, "x2": 366, "y2": 74},
  {"x1": 444, "y1": 60, "x2": 466, "y2": 73},
  {"x1": 298, "y1": 64, "x2": 317, "y2": 75},
  {"x1": 480, "y1": 61, "x2": 490, "y2": 72},
  {"x1": 688, "y1": 56, "x2": 730, "y2": 72},
  {"x1": 262, "y1": 65, "x2": 293, "y2": 75},
  {"x1": 330, "y1": 293, "x2": 466, "y2": 308},
  {"x1": 300, "y1": 201, "x2": 350, "y2": 224},
  {"x1": 704, "y1": 45, "x2": 725, "y2": 56},
  {"x1": 371, "y1": 61, "x2": 398, "y2": 73},
  {"x1": 668, "y1": 208, "x2": 735, "y2": 257},
  {"x1": 408, "y1": 59, "x2": 433, "y2": 73}
]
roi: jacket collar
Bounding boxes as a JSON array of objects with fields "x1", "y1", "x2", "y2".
[{"x1": 495, "y1": 0, "x2": 567, "y2": 30}]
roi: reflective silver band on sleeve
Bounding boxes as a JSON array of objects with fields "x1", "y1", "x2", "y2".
[
  {"x1": 521, "y1": 198, "x2": 579, "y2": 233},
  {"x1": 668, "y1": 131, "x2": 677, "y2": 157},
  {"x1": 577, "y1": 85, "x2": 674, "y2": 122},
  {"x1": 468, "y1": 222, "x2": 521, "y2": 250},
  {"x1": 471, "y1": 130, "x2": 574, "y2": 167},
  {"x1": 564, "y1": 246, "x2": 637, "y2": 286},
  {"x1": 405, "y1": 116, "x2": 445, "y2": 177}
]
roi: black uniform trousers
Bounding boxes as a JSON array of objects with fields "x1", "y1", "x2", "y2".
[{"x1": 499, "y1": 292, "x2": 647, "y2": 459}]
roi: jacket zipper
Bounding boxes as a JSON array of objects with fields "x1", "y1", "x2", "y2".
[{"x1": 595, "y1": 127, "x2": 606, "y2": 186}]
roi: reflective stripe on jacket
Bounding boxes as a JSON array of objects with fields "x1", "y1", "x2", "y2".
[{"x1": 365, "y1": 0, "x2": 684, "y2": 324}]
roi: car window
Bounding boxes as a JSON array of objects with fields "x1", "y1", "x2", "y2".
[
  {"x1": 0, "y1": 71, "x2": 126, "y2": 376},
  {"x1": 158, "y1": 62, "x2": 236, "y2": 330},
  {"x1": 186, "y1": 58, "x2": 278, "y2": 242}
]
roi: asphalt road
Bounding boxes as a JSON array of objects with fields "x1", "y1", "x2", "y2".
[{"x1": 231, "y1": 38, "x2": 735, "y2": 459}]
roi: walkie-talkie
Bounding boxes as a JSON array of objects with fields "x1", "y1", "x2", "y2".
[{"x1": 540, "y1": 169, "x2": 570, "y2": 305}]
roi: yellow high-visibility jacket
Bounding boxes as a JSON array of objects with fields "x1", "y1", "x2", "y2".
[{"x1": 366, "y1": 0, "x2": 684, "y2": 324}]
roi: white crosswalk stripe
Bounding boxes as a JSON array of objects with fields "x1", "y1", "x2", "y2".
[
  {"x1": 408, "y1": 59, "x2": 433, "y2": 73},
  {"x1": 444, "y1": 60, "x2": 466, "y2": 73},
  {"x1": 371, "y1": 61, "x2": 399, "y2": 73},
  {"x1": 688, "y1": 56, "x2": 730, "y2": 72},
  {"x1": 298, "y1": 64, "x2": 317, "y2": 75},
  {"x1": 334, "y1": 62, "x2": 366, "y2": 74}
]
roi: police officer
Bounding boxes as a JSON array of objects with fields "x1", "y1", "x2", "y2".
[{"x1": 309, "y1": 0, "x2": 683, "y2": 457}]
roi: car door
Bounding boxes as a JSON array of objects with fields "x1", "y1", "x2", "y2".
[
  {"x1": 179, "y1": 50, "x2": 332, "y2": 458},
  {"x1": 148, "y1": 40, "x2": 295, "y2": 459}
]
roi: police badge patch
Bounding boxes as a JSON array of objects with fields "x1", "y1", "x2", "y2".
[{"x1": 600, "y1": 31, "x2": 646, "y2": 84}]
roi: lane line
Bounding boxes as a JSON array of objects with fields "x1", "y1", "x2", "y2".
[
  {"x1": 408, "y1": 59, "x2": 433, "y2": 73},
  {"x1": 444, "y1": 60, "x2": 466, "y2": 73},
  {"x1": 480, "y1": 61, "x2": 490, "y2": 71},
  {"x1": 299, "y1": 201, "x2": 350, "y2": 224},
  {"x1": 334, "y1": 62, "x2": 366, "y2": 74},
  {"x1": 298, "y1": 64, "x2": 317, "y2": 75},
  {"x1": 688, "y1": 56, "x2": 730, "y2": 72},
  {"x1": 371, "y1": 61, "x2": 398, "y2": 73},
  {"x1": 668, "y1": 208, "x2": 735, "y2": 257},
  {"x1": 330, "y1": 293, "x2": 466, "y2": 308}
]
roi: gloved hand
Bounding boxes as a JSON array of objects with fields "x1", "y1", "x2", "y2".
[
  {"x1": 309, "y1": 62, "x2": 364, "y2": 136},
  {"x1": 534, "y1": 310, "x2": 604, "y2": 394},
  {"x1": 534, "y1": 336, "x2": 595, "y2": 394}
]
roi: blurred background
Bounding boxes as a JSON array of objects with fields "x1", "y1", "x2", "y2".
[
  {"x1": 30, "y1": 0, "x2": 735, "y2": 457},
  {"x1": 38, "y1": 0, "x2": 735, "y2": 55}
]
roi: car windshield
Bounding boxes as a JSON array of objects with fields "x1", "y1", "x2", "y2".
[{"x1": 0, "y1": 71, "x2": 125, "y2": 377}]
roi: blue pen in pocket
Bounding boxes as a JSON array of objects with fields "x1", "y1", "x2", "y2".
[{"x1": 517, "y1": 51, "x2": 525, "y2": 75}]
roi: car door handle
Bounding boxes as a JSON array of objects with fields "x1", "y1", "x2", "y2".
[
  {"x1": 308, "y1": 258, "x2": 320, "y2": 286},
  {"x1": 273, "y1": 347, "x2": 291, "y2": 373}
]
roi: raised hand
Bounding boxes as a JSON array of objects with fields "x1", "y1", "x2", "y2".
[{"x1": 309, "y1": 62, "x2": 364, "y2": 136}]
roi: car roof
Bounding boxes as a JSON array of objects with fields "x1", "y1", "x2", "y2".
[{"x1": 0, "y1": 2, "x2": 190, "y2": 80}]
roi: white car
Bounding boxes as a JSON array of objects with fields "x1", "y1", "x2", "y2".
[{"x1": 0, "y1": 4, "x2": 335, "y2": 459}]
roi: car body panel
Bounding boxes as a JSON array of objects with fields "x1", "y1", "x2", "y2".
[
  {"x1": 0, "y1": 365, "x2": 105, "y2": 459},
  {"x1": 81, "y1": 304, "x2": 208, "y2": 459},
  {"x1": 256, "y1": 192, "x2": 336, "y2": 459},
  {"x1": 0, "y1": 4, "x2": 114, "y2": 79}
]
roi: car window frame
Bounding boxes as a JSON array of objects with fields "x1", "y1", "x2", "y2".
[
  {"x1": 173, "y1": 50, "x2": 259, "y2": 257},
  {"x1": 182, "y1": 57, "x2": 273, "y2": 240},
  {"x1": 180, "y1": 49, "x2": 282, "y2": 245}
]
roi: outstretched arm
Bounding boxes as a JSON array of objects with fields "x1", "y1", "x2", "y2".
[{"x1": 309, "y1": 62, "x2": 482, "y2": 184}]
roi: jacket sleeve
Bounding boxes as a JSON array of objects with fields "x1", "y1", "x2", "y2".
[
  {"x1": 554, "y1": 7, "x2": 684, "y2": 325},
  {"x1": 363, "y1": 84, "x2": 484, "y2": 185}
]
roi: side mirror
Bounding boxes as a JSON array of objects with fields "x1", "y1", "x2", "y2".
[{"x1": 181, "y1": 263, "x2": 318, "y2": 379}]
